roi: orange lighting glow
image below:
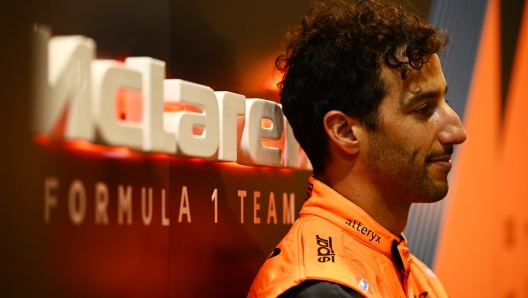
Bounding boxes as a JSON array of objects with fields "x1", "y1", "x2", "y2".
[
  {"x1": 33, "y1": 134, "x2": 299, "y2": 171},
  {"x1": 238, "y1": 54, "x2": 282, "y2": 103},
  {"x1": 34, "y1": 134, "x2": 140, "y2": 159},
  {"x1": 164, "y1": 102, "x2": 202, "y2": 113},
  {"x1": 116, "y1": 88, "x2": 142, "y2": 122}
]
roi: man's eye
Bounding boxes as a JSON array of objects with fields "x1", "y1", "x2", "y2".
[{"x1": 414, "y1": 104, "x2": 434, "y2": 115}]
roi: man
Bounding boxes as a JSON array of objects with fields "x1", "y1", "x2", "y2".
[{"x1": 247, "y1": 0, "x2": 466, "y2": 297}]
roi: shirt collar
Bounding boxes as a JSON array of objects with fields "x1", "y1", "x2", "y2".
[{"x1": 300, "y1": 176, "x2": 412, "y2": 272}]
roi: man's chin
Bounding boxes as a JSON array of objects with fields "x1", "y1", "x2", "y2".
[
  {"x1": 411, "y1": 177, "x2": 449, "y2": 203},
  {"x1": 422, "y1": 182, "x2": 449, "y2": 203}
]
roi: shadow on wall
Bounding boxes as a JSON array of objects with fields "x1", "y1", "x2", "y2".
[
  {"x1": 32, "y1": 0, "x2": 171, "y2": 62},
  {"x1": 169, "y1": 0, "x2": 240, "y2": 93}
]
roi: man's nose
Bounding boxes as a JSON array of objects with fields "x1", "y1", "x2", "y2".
[{"x1": 438, "y1": 104, "x2": 467, "y2": 145}]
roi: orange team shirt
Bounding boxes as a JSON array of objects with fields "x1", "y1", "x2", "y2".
[{"x1": 247, "y1": 176, "x2": 448, "y2": 298}]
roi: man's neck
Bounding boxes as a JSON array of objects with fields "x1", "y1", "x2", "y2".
[{"x1": 316, "y1": 172, "x2": 411, "y2": 236}]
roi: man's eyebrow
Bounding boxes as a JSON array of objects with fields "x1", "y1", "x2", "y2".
[{"x1": 402, "y1": 85, "x2": 448, "y2": 106}]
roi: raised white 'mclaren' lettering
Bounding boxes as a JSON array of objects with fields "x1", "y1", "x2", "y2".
[{"x1": 32, "y1": 27, "x2": 311, "y2": 169}]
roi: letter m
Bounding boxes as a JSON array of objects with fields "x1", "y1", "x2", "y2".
[
  {"x1": 282, "y1": 193, "x2": 295, "y2": 224},
  {"x1": 32, "y1": 25, "x2": 95, "y2": 140}
]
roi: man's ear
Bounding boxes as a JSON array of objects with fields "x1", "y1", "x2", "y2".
[{"x1": 323, "y1": 110, "x2": 363, "y2": 155}]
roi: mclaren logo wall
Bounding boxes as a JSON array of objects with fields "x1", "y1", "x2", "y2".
[{"x1": 32, "y1": 26, "x2": 312, "y2": 296}]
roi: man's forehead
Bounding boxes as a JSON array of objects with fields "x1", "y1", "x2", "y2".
[{"x1": 380, "y1": 54, "x2": 446, "y2": 105}]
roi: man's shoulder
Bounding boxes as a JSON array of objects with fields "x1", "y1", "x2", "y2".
[{"x1": 247, "y1": 215, "x2": 374, "y2": 298}]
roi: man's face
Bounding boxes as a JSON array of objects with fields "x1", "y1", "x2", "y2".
[{"x1": 364, "y1": 54, "x2": 466, "y2": 204}]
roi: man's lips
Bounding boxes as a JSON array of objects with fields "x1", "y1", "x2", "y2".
[{"x1": 427, "y1": 155, "x2": 452, "y2": 171}]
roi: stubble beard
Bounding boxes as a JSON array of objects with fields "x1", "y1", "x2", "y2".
[{"x1": 366, "y1": 130, "x2": 449, "y2": 204}]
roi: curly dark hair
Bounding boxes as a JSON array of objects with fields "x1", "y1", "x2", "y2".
[{"x1": 277, "y1": 0, "x2": 448, "y2": 174}]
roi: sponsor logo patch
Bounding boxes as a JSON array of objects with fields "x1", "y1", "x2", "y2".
[
  {"x1": 424, "y1": 268, "x2": 437, "y2": 278},
  {"x1": 345, "y1": 219, "x2": 381, "y2": 243},
  {"x1": 353, "y1": 276, "x2": 374, "y2": 296},
  {"x1": 316, "y1": 235, "x2": 335, "y2": 263}
]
